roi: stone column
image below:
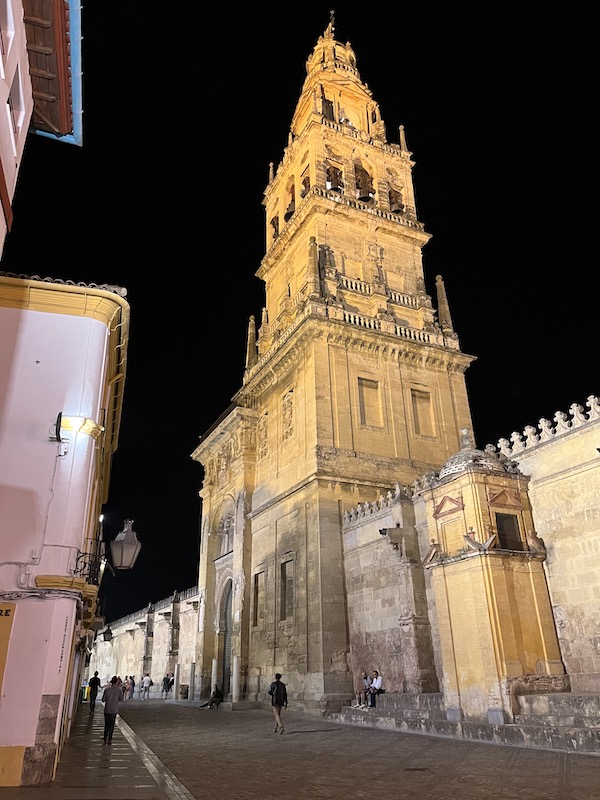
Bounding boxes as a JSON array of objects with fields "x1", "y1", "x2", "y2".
[{"x1": 232, "y1": 655, "x2": 240, "y2": 702}]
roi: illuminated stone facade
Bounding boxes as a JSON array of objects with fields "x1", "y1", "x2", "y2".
[{"x1": 88, "y1": 23, "x2": 600, "y2": 730}]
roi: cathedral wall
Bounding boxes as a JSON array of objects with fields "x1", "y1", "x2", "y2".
[
  {"x1": 343, "y1": 514, "x2": 407, "y2": 691},
  {"x1": 326, "y1": 340, "x2": 464, "y2": 471},
  {"x1": 248, "y1": 482, "x2": 353, "y2": 710},
  {"x1": 342, "y1": 490, "x2": 437, "y2": 694},
  {"x1": 507, "y1": 408, "x2": 600, "y2": 692},
  {"x1": 177, "y1": 601, "x2": 200, "y2": 688},
  {"x1": 251, "y1": 349, "x2": 315, "y2": 510},
  {"x1": 88, "y1": 588, "x2": 200, "y2": 700},
  {"x1": 314, "y1": 214, "x2": 419, "y2": 296}
]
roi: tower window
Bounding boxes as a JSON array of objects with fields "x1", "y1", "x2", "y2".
[
  {"x1": 322, "y1": 98, "x2": 334, "y2": 121},
  {"x1": 495, "y1": 513, "x2": 524, "y2": 551},
  {"x1": 358, "y1": 378, "x2": 382, "y2": 427},
  {"x1": 389, "y1": 188, "x2": 404, "y2": 214},
  {"x1": 355, "y1": 165, "x2": 374, "y2": 201},
  {"x1": 326, "y1": 165, "x2": 343, "y2": 192},
  {"x1": 411, "y1": 389, "x2": 434, "y2": 437}
]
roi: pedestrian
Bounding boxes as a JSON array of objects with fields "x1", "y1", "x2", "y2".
[
  {"x1": 88, "y1": 670, "x2": 101, "y2": 715},
  {"x1": 123, "y1": 676, "x2": 131, "y2": 700},
  {"x1": 366, "y1": 669, "x2": 383, "y2": 707},
  {"x1": 141, "y1": 673, "x2": 153, "y2": 699},
  {"x1": 128, "y1": 675, "x2": 135, "y2": 699},
  {"x1": 168, "y1": 673, "x2": 174, "y2": 697},
  {"x1": 101, "y1": 676, "x2": 122, "y2": 744},
  {"x1": 161, "y1": 674, "x2": 170, "y2": 699},
  {"x1": 198, "y1": 684, "x2": 223, "y2": 709},
  {"x1": 268, "y1": 673, "x2": 288, "y2": 734},
  {"x1": 353, "y1": 670, "x2": 372, "y2": 708}
]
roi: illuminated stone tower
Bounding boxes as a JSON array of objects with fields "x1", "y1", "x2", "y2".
[{"x1": 192, "y1": 16, "x2": 476, "y2": 712}]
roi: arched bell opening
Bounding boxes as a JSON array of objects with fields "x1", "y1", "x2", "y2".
[
  {"x1": 326, "y1": 164, "x2": 343, "y2": 192},
  {"x1": 389, "y1": 187, "x2": 404, "y2": 214},
  {"x1": 300, "y1": 171, "x2": 311, "y2": 198},
  {"x1": 355, "y1": 163, "x2": 374, "y2": 202},
  {"x1": 284, "y1": 182, "x2": 296, "y2": 222}
]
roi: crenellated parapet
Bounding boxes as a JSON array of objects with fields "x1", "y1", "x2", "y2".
[
  {"x1": 342, "y1": 482, "x2": 412, "y2": 528},
  {"x1": 488, "y1": 394, "x2": 600, "y2": 458}
]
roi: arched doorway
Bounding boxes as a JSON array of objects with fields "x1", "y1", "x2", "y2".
[{"x1": 219, "y1": 581, "x2": 233, "y2": 697}]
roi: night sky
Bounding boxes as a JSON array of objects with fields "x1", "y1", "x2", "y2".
[{"x1": 2, "y1": 7, "x2": 597, "y2": 621}]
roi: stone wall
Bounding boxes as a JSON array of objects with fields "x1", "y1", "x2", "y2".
[
  {"x1": 88, "y1": 587, "x2": 200, "y2": 700},
  {"x1": 88, "y1": 396, "x2": 600, "y2": 712},
  {"x1": 497, "y1": 395, "x2": 600, "y2": 693}
]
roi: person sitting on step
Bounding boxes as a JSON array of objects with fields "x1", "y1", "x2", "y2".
[{"x1": 198, "y1": 684, "x2": 223, "y2": 709}]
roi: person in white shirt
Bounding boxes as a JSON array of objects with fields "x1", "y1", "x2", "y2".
[
  {"x1": 367, "y1": 670, "x2": 383, "y2": 708},
  {"x1": 141, "y1": 673, "x2": 153, "y2": 699}
]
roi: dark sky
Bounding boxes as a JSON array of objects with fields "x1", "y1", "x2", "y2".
[{"x1": 2, "y1": 7, "x2": 597, "y2": 621}]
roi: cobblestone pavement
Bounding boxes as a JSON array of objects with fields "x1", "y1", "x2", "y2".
[{"x1": 116, "y1": 700, "x2": 600, "y2": 800}]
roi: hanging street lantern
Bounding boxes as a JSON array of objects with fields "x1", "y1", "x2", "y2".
[{"x1": 110, "y1": 519, "x2": 142, "y2": 570}]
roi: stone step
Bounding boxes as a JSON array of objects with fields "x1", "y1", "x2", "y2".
[
  {"x1": 515, "y1": 713, "x2": 600, "y2": 728},
  {"x1": 330, "y1": 692, "x2": 600, "y2": 755},
  {"x1": 367, "y1": 691, "x2": 447, "y2": 719},
  {"x1": 329, "y1": 707, "x2": 600, "y2": 754},
  {"x1": 516, "y1": 692, "x2": 600, "y2": 720}
]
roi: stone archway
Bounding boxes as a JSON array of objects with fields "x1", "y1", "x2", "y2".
[{"x1": 217, "y1": 580, "x2": 233, "y2": 697}]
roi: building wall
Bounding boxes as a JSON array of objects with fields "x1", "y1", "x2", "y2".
[
  {"x1": 88, "y1": 394, "x2": 600, "y2": 724},
  {"x1": 85, "y1": 24, "x2": 600, "y2": 728},
  {"x1": 0, "y1": 1, "x2": 34, "y2": 256},
  {"x1": 502, "y1": 396, "x2": 600, "y2": 693},
  {"x1": 89, "y1": 588, "x2": 201, "y2": 700},
  {"x1": 0, "y1": 275, "x2": 129, "y2": 786}
]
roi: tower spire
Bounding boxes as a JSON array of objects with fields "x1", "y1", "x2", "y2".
[
  {"x1": 245, "y1": 315, "x2": 257, "y2": 370},
  {"x1": 435, "y1": 275, "x2": 454, "y2": 334}
]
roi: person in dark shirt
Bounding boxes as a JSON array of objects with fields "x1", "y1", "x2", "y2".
[
  {"x1": 101, "y1": 676, "x2": 122, "y2": 744},
  {"x1": 197, "y1": 684, "x2": 223, "y2": 709},
  {"x1": 268, "y1": 673, "x2": 288, "y2": 734},
  {"x1": 88, "y1": 671, "x2": 101, "y2": 715}
]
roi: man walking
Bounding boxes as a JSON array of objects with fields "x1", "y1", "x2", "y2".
[
  {"x1": 88, "y1": 670, "x2": 101, "y2": 715},
  {"x1": 268, "y1": 673, "x2": 288, "y2": 734},
  {"x1": 101, "y1": 676, "x2": 122, "y2": 745}
]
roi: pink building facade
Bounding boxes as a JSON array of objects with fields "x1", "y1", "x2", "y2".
[
  {"x1": 0, "y1": 0, "x2": 34, "y2": 256},
  {"x1": 0, "y1": 273, "x2": 129, "y2": 785}
]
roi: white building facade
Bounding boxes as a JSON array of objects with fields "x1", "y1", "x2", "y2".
[{"x1": 0, "y1": 273, "x2": 129, "y2": 785}]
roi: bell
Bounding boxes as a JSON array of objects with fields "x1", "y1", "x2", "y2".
[
  {"x1": 327, "y1": 180, "x2": 342, "y2": 192},
  {"x1": 284, "y1": 203, "x2": 295, "y2": 222},
  {"x1": 390, "y1": 202, "x2": 404, "y2": 213},
  {"x1": 357, "y1": 189, "x2": 374, "y2": 202}
]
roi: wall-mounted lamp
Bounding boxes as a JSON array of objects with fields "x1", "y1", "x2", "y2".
[
  {"x1": 102, "y1": 626, "x2": 113, "y2": 642},
  {"x1": 110, "y1": 519, "x2": 142, "y2": 570}
]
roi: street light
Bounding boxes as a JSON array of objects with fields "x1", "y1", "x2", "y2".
[{"x1": 109, "y1": 519, "x2": 142, "y2": 570}]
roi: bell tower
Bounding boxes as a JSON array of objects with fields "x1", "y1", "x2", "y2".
[{"x1": 193, "y1": 15, "x2": 476, "y2": 712}]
